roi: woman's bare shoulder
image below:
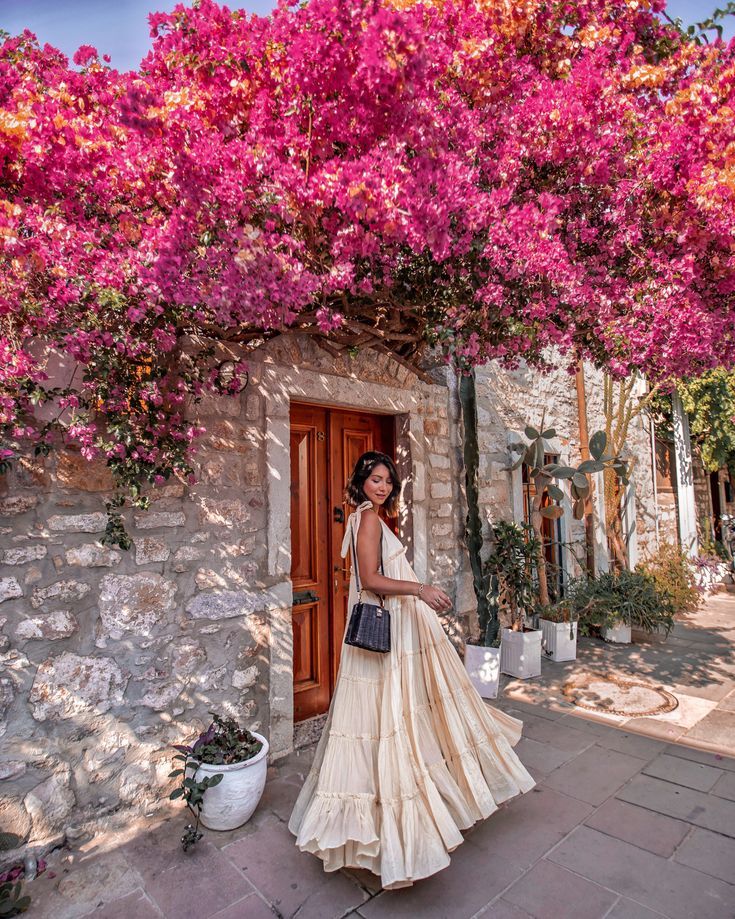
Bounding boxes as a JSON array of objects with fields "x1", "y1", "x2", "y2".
[{"x1": 357, "y1": 508, "x2": 381, "y2": 538}]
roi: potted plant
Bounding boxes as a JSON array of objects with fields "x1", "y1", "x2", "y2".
[
  {"x1": 170, "y1": 713, "x2": 268, "y2": 849},
  {"x1": 567, "y1": 570, "x2": 676, "y2": 645},
  {"x1": 539, "y1": 600, "x2": 578, "y2": 662},
  {"x1": 484, "y1": 521, "x2": 543, "y2": 680}
]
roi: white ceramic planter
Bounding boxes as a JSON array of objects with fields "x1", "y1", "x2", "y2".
[
  {"x1": 500, "y1": 628, "x2": 542, "y2": 679},
  {"x1": 190, "y1": 731, "x2": 269, "y2": 831},
  {"x1": 540, "y1": 618, "x2": 578, "y2": 662},
  {"x1": 464, "y1": 644, "x2": 501, "y2": 699},
  {"x1": 601, "y1": 621, "x2": 631, "y2": 644}
]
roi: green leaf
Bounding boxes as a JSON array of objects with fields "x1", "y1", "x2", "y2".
[
  {"x1": 547, "y1": 484, "x2": 565, "y2": 502},
  {"x1": 573, "y1": 498, "x2": 586, "y2": 520},
  {"x1": 589, "y1": 431, "x2": 607, "y2": 460},
  {"x1": 572, "y1": 472, "x2": 589, "y2": 489},
  {"x1": 169, "y1": 788, "x2": 185, "y2": 800},
  {"x1": 540, "y1": 504, "x2": 564, "y2": 520},
  {"x1": 524, "y1": 426, "x2": 540, "y2": 440},
  {"x1": 571, "y1": 481, "x2": 590, "y2": 500},
  {"x1": 578, "y1": 459, "x2": 604, "y2": 474},
  {"x1": 207, "y1": 773, "x2": 224, "y2": 787},
  {"x1": 551, "y1": 465, "x2": 576, "y2": 480},
  {"x1": 168, "y1": 769, "x2": 184, "y2": 778},
  {"x1": 540, "y1": 428, "x2": 556, "y2": 439}
]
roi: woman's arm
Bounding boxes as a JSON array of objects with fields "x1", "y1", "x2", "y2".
[{"x1": 355, "y1": 510, "x2": 451, "y2": 612}]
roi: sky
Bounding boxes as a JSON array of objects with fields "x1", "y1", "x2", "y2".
[{"x1": 0, "y1": 0, "x2": 732, "y2": 72}]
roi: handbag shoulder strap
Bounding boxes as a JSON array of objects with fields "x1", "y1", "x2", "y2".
[{"x1": 350, "y1": 514, "x2": 384, "y2": 601}]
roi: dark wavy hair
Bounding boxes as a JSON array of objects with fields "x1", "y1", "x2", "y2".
[{"x1": 345, "y1": 451, "x2": 402, "y2": 516}]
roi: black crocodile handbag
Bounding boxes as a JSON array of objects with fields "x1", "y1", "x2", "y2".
[{"x1": 345, "y1": 525, "x2": 391, "y2": 653}]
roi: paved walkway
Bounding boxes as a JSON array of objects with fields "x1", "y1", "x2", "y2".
[{"x1": 25, "y1": 593, "x2": 735, "y2": 919}]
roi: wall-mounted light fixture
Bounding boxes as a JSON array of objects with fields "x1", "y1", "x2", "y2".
[{"x1": 216, "y1": 360, "x2": 249, "y2": 393}]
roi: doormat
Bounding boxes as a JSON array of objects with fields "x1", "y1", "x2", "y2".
[{"x1": 562, "y1": 672, "x2": 679, "y2": 718}]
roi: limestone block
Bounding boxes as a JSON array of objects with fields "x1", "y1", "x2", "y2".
[
  {"x1": 435, "y1": 503, "x2": 452, "y2": 518},
  {"x1": 172, "y1": 545, "x2": 204, "y2": 572},
  {"x1": 431, "y1": 522, "x2": 453, "y2": 537},
  {"x1": 98, "y1": 573, "x2": 177, "y2": 639},
  {"x1": 0, "y1": 676, "x2": 14, "y2": 738},
  {"x1": 0, "y1": 495, "x2": 37, "y2": 517},
  {"x1": 31, "y1": 580, "x2": 90, "y2": 609},
  {"x1": 429, "y1": 452, "x2": 451, "y2": 469},
  {"x1": 195, "y1": 568, "x2": 228, "y2": 589},
  {"x1": 118, "y1": 762, "x2": 155, "y2": 804},
  {"x1": 65, "y1": 544, "x2": 121, "y2": 568},
  {"x1": 24, "y1": 566, "x2": 43, "y2": 585},
  {"x1": 133, "y1": 537, "x2": 170, "y2": 565},
  {"x1": 29, "y1": 652, "x2": 128, "y2": 721},
  {"x1": 185, "y1": 583, "x2": 289, "y2": 621},
  {"x1": 0, "y1": 577, "x2": 23, "y2": 603},
  {"x1": 55, "y1": 451, "x2": 113, "y2": 492},
  {"x1": 232, "y1": 665, "x2": 258, "y2": 690},
  {"x1": 430, "y1": 482, "x2": 452, "y2": 500},
  {"x1": 133, "y1": 511, "x2": 185, "y2": 530},
  {"x1": 47, "y1": 513, "x2": 107, "y2": 533},
  {"x1": 197, "y1": 497, "x2": 252, "y2": 528},
  {"x1": 138, "y1": 682, "x2": 182, "y2": 711},
  {"x1": 0, "y1": 546, "x2": 47, "y2": 566},
  {"x1": 15, "y1": 610, "x2": 78, "y2": 641},
  {"x1": 0, "y1": 761, "x2": 26, "y2": 781},
  {"x1": 24, "y1": 768, "x2": 75, "y2": 836},
  {"x1": 170, "y1": 638, "x2": 206, "y2": 675},
  {"x1": 0, "y1": 796, "x2": 31, "y2": 843}
]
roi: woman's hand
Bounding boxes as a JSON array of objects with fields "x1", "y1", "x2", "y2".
[{"x1": 418, "y1": 584, "x2": 452, "y2": 613}]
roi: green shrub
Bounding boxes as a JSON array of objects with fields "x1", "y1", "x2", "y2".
[
  {"x1": 636, "y1": 541, "x2": 700, "y2": 615},
  {"x1": 566, "y1": 570, "x2": 676, "y2": 637}
]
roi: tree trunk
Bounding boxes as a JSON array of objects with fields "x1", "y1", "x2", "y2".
[{"x1": 531, "y1": 494, "x2": 550, "y2": 609}]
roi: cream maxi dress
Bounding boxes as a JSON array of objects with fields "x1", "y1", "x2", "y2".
[{"x1": 288, "y1": 501, "x2": 535, "y2": 889}]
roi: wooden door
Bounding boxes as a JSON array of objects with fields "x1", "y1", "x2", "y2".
[{"x1": 290, "y1": 403, "x2": 395, "y2": 721}]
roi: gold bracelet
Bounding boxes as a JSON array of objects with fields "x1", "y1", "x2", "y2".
[{"x1": 417, "y1": 584, "x2": 425, "y2": 597}]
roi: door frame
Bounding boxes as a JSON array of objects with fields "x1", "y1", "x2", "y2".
[{"x1": 260, "y1": 365, "x2": 441, "y2": 758}]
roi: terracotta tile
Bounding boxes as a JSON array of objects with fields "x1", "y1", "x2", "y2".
[
  {"x1": 503, "y1": 860, "x2": 617, "y2": 919},
  {"x1": 542, "y1": 745, "x2": 645, "y2": 806},
  {"x1": 549, "y1": 825, "x2": 735, "y2": 919},
  {"x1": 616, "y1": 773, "x2": 735, "y2": 837},
  {"x1": 584, "y1": 799, "x2": 689, "y2": 858}
]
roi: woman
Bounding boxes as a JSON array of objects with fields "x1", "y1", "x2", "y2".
[{"x1": 288, "y1": 451, "x2": 534, "y2": 889}]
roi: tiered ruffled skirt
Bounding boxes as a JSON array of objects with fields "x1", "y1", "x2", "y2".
[{"x1": 288, "y1": 547, "x2": 535, "y2": 889}]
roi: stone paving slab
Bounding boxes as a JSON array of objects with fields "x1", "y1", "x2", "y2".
[
  {"x1": 548, "y1": 825, "x2": 735, "y2": 919},
  {"x1": 500, "y1": 859, "x2": 618, "y2": 919},
  {"x1": 583, "y1": 798, "x2": 690, "y2": 858},
  {"x1": 21, "y1": 594, "x2": 735, "y2": 919}
]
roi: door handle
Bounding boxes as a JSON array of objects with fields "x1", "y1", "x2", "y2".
[
  {"x1": 333, "y1": 507, "x2": 345, "y2": 523},
  {"x1": 292, "y1": 590, "x2": 319, "y2": 606},
  {"x1": 334, "y1": 566, "x2": 350, "y2": 574}
]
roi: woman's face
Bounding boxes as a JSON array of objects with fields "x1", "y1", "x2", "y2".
[{"x1": 363, "y1": 463, "x2": 393, "y2": 508}]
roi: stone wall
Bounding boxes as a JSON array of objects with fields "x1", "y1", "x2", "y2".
[{"x1": 0, "y1": 334, "x2": 464, "y2": 847}]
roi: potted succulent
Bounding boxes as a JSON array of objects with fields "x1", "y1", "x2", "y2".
[
  {"x1": 170, "y1": 713, "x2": 268, "y2": 849},
  {"x1": 485, "y1": 521, "x2": 543, "y2": 680},
  {"x1": 539, "y1": 600, "x2": 578, "y2": 662}
]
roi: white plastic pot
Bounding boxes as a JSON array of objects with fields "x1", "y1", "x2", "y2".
[
  {"x1": 601, "y1": 621, "x2": 631, "y2": 644},
  {"x1": 190, "y1": 731, "x2": 269, "y2": 831},
  {"x1": 500, "y1": 628, "x2": 542, "y2": 679},
  {"x1": 540, "y1": 618, "x2": 578, "y2": 662},
  {"x1": 464, "y1": 644, "x2": 501, "y2": 699}
]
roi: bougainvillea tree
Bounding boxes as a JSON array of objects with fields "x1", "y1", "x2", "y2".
[{"x1": 2, "y1": 0, "x2": 735, "y2": 539}]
